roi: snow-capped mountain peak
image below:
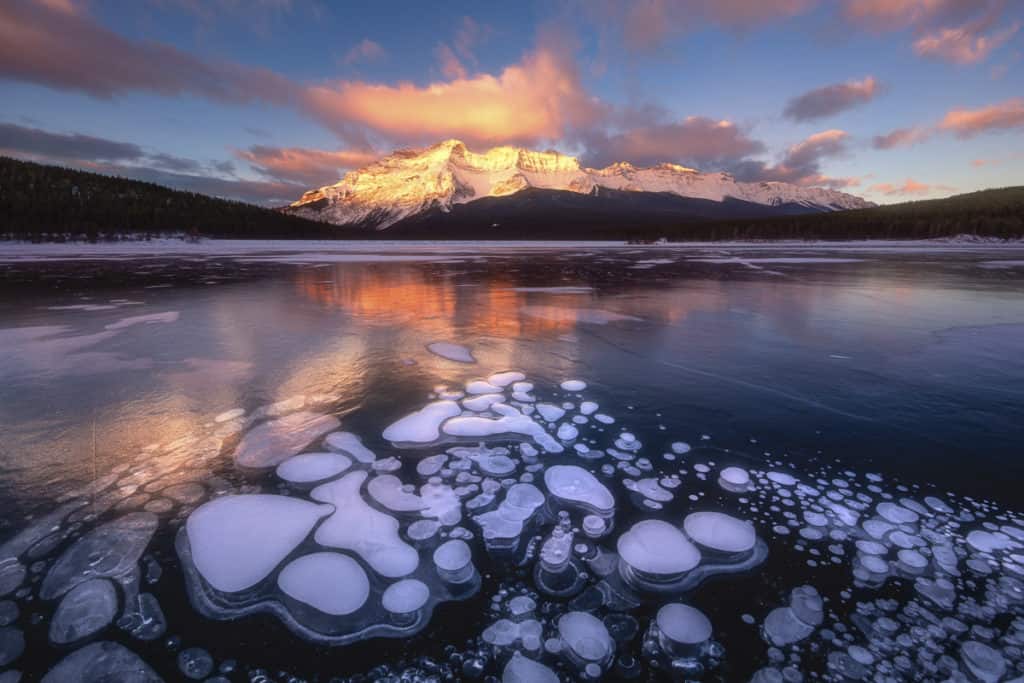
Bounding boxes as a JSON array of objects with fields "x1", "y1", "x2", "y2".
[{"x1": 288, "y1": 139, "x2": 874, "y2": 229}]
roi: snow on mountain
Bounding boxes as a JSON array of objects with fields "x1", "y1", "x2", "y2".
[{"x1": 287, "y1": 139, "x2": 874, "y2": 228}]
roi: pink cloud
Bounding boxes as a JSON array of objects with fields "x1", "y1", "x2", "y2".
[
  {"x1": 583, "y1": 116, "x2": 765, "y2": 168},
  {"x1": 434, "y1": 44, "x2": 468, "y2": 80},
  {"x1": 913, "y1": 19, "x2": 1019, "y2": 64},
  {"x1": 842, "y1": 0, "x2": 985, "y2": 30},
  {"x1": 939, "y1": 97, "x2": 1024, "y2": 137},
  {"x1": 783, "y1": 76, "x2": 883, "y2": 121},
  {"x1": 237, "y1": 145, "x2": 379, "y2": 186},
  {"x1": 872, "y1": 126, "x2": 931, "y2": 149},
  {"x1": 342, "y1": 39, "x2": 386, "y2": 66}
]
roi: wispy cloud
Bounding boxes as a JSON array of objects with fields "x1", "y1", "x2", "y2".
[
  {"x1": 913, "y1": 18, "x2": 1019, "y2": 64},
  {"x1": 783, "y1": 76, "x2": 882, "y2": 121},
  {"x1": 872, "y1": 126, "x2": 931, "y2": 149},
  {"x1": 237, "y1": 145, "x2": 378, "y2": 186},
  {"x1": 939, "y1": 97, "x2": 1024, "y2": 137},
  {"x1": 732, "y1": 129, "x2": 853, "y2": 186},
  {"x1": 341, "y1": 39, "x2": 386, "y2": 66},
  {"x1": 870, "y1": 178, "x2": 957, "y2": 196}
]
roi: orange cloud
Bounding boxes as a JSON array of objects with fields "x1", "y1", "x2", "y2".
[
  {"x1": 870, "y1": 178, "x2": 956, "y2": 196},
  {"x1": 939, "y1": 98, "x2": 1024, "y2": 137},
  {"x1": 237, "y1": 146, "x2": 379, "y2": 186},
  {"x1": 302, "y1": 46, "x2": 603, "y2": 146}
]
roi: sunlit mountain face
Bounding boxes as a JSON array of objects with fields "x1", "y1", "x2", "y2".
[{"x1": 287, "y1": 139, "x2": 875, "y2": 230}]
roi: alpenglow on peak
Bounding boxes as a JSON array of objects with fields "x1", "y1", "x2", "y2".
[{"x1": 286, "y1": 139, "x2": 873, "y2": 229}]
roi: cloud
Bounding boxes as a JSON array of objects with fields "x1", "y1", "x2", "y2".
[
  {"x1": 783, "y1": 76, "x2": 882, "y2": 121},
  {"x1": 872, "y1": 126, "x2": 931, "y2": 149},
  {"x1": 237, "y1": 145, "x2": 378, "y2": 186},
  {"x1": 342, "y1": 39, "x2": 386, "y2": 66},
  {"x1": 582, "y1": 116, "x2": 765, "y2": 169},
  {"x1": 913, "y1": 19, "x2": 1019, "y2": 64},
  {"x1": 938, "y1": 97, "x2": 1024, "y2": 137},
  {"x1": 0, "y1": 121, "x2": 143, "y2": 161},
  {"x1": 591, "y1": 0, "x2": 817, "y2": 52},
  {"x1": 434, "y1": 44, "x2": 468, "y2": 80},
  {"x1": 0, "y1": 0, "x2": 295, "y2": 102},
  {"x1": 434, "y1": 17, "x2": 492, "y2": 82},
  {"x1": 302, "y1": 43, "x2": 604, "y2": 146},
  {"x1": 842, "y1": 0, "x2": 987, "y2": 31},
  {"x1": 870, "y1": 178, "x2": 956, "y2": 196},
  {"x1": 94, "y1": 164, "x2": 304, "y2": 204},
  {"x1": 731, "y1": 129, "x2": 851, "y2": 185},
  {"x1": 972, "y1": 151, "x2": 1024, "y2": 167}
]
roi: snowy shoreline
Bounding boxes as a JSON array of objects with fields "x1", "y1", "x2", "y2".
[{"x1": 0, "y1": 235, "x2": 1023, "y2": 263}]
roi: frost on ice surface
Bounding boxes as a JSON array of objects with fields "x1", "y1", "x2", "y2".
[
  {"x1": 544, "y1": 465, "x2": 614, "y2": 516},
  {"x1": 426, "y1": 341, "x2": 476, "y2": 363},
  {"x1": 186, "y1": 495, "x2": 332, "y2": 592},
  {"x1": 312, "y1": 472, "x2": 419, "y2": 578},
  {"x1": 683, "y1": 511, "x2": 756, "y2": 555},
  {"x1": 276, "y1": 452, "x2": 352, "y2": 484},
  {"x1": 278, "y1": 552, "x2": 370, "y2": 615},
  {"x1": 233, "y1": 411, "x2": 340, "y2": 468},
  {"x1": 617, "y1": 519, "x2": 701, "y2": 578},
  {"x1": 42, "y1": 641, "x2": 161, "y2": 683},
  {"x1": 383, "y1": 400, "x2": 461, "y2": 444}
]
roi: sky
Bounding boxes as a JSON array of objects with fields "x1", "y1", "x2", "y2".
[{"x1": 0, "y1": 0, "x2": 1022, "y2": 206}]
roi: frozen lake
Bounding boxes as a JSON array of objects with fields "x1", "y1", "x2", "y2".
[{"x1": 1, "y1": 241, "x2": 1023, "y2": 681}]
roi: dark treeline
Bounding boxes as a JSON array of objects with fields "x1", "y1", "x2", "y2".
[
  {"x1": 0, "y1": 156, "x2": 336, "y2": 240},
  {"x1": 1, "y1": 155, "x2": 1021, "y2": 241},
  {"x1": 661, "y1": 186, "x2": 1024, "y2": 242}
]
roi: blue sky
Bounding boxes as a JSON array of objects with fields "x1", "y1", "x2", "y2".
[{"x1": 1, "y1": 0, "x2": 1021, "y2": 205}]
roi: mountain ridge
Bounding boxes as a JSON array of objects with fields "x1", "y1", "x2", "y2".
[{"x1": 286, "y1": 139, "x2": 875, "y2": 229}]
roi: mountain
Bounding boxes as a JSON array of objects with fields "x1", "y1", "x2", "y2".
[
  {"x1": 0, "y1": 156, "x2": 332, "y2": 239},
  {"x1": 286, "y1": 139, "x2": 874, "y2": 229}
]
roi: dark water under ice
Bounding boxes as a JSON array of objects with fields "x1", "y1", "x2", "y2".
[{"x1": 1, "y1": 242, "x2": 1023, "y2": 681}]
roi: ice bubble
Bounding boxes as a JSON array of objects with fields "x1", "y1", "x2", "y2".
[
  {"x1": 671, "y1": 442, "x2": 691, "y2": 455},
  {"x1": 967, "y1": 530, "x2": 1014, "y2": 553},
  {"x1": 325, "y1": 431, "x2": 376, "y2": 463},
  {"x1": 234, "y1": 412, "x2": 341, "y2": 468},
  {"x1": 276, "y1": 452, "x2": 352, "y2": 484},
  {"x1": 537, "y1": 403, "x2": 566, "y2": 422},
  {"x1": 426, "y1": 342, "x2": 475, "y2": 363},
  {"x1": 503, "y1": 651, "x2": 559, "y2": 683},
  {"x1": 580, "y1": 401, "x2": 598, "y2": 415},
  {"x1": 0, "y1": 562, "x2": 24, "y2": 598},
  {"x1": 278, "y1": 552, "x2": 369, "y2": 615},
  {"x1": 618, "y1": 520, "x2": 701, "y2": 577},
  {"x1": 719, "y1": 466, "x2": 752, "y2": 492},
  {"x1": 49, "y1": 578, "x2": 117, "y2": 644},
  {"x1": 924, "y1": 496, "x2": 954, "y2": 514},
  {"x1": 960, "y1": 640, "x2": 1006, "y2": 683},
  {"x1": 488, "y1": 371, "x2": 526, "y2": 387},
  {"x1": 897, "y1": 549, "x2": 927, "y2": 572},
  {"x1": 177, "y1": 647, "x2": 214, "y2": 680},
  {"x1": 656, "y1": 603, "x2": 712, "y2": 654},
  {"x1": 381, "y1": 578, "x2": 430, "y2": 615},
  {"x1": 407, "y1": 519, "x2": 440, "y2": 542},
  {"x1": 627, "y1": 478, "x2": 673, "y2": 502},
  {"x1": 473, "y1": 484, "x2": 545, "y2": 546},
  {"x1": 367, "y1": 475, "x2": 427, "y2": 512},
  {"x1": 433, "y1": 539, "x2": 474, "y2": 583},
  {"x1": 185, "y1": 495, "x2": 332, "y2": 592},
  {"x1": 767, "y1": 472, "x2": 796, "y2": 486},
  {"x1": 42, "y1": 641, "x2": 161, "y2": 682},
  {"x1": 312, "y1": 472, "x2": 418, "y2": 578},
  {"x1": 544, "y1": 465, "x2": 614, "y2": 515},
  {"x1": 466, "y1": 379, "x2": 503, "y2": 395},
  {"x1": 443, "y1": 414, "x2": 563, "y2": 453},
  {"x1": 383, "y1": 401, "x2": 461, "y2": 444},
  {"x1": 763, "y1": 606, "x2": 814, "y2": 646},
  {"x1": 463, "y1": 394, "x2": 505, "y2": 411},
  {"x1": 683, "y1": 511, "x2": 756, "y2": 555},
  {"x1": 583, "y1": 515, "x2": 607, "y2": 538},
  {"x1": 594, "y1": 414, "x2": 614, "y2": 424},
  {"x1": 877, "y1": 502, "x2": 919, "y2": 525},
  {"x1": 561, "y1": 379, "x2": 587, "y2": 392},
  {"x1": 557, "y1": 423, "x2": 579, "y2": 441},
  {"x1": 559, "y1": 611, "x2": 613, "y2": 663},
  {"x1": 41, "y1": 512, "x2": 158, "y2": 600}
]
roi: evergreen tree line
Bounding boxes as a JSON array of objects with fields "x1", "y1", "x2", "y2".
[{"x1": 0, "y1": 156, "x2": 336, "y2": 240}]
